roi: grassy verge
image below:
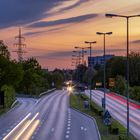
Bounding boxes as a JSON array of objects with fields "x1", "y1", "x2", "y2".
[{"x1": 70, "y1": 92, "x2": 136, "y2": 140}]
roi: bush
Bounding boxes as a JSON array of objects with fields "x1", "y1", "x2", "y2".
[
  {"x1": 1, "y1": 85, "x2": 15, "y2": 108},
  {"x1": 130, "y1": 86, "x2": 140, "y2": 102}
]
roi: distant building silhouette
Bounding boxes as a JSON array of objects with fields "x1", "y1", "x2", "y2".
[{"x1": 88, "y1": 55, "x2": 114, "y2": 67}]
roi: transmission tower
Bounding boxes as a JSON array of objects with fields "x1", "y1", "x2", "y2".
[{"x1": 13, "y1": 28, "x2": 26, "y2": 62}]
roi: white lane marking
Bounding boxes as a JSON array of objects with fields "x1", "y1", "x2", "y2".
[
  {"x1": 67, "y1": 124, "x2": 71, "y2": 127},
  {"x1": 31, "y1": 136, "x2": 34, "y2": 140},
  {"x1": 81, "y1": 126, "x2": 84, "y2": 130},
  {"x1": 15, "y1": 112, "x2": 39, "y2": 140},
  {"x1": 68, "y1": 120, "x2": 71, "y2": 124},
  {"x1": 51, "y1": 128, "x2": 55, "y2": 132},
  {"x1": 2, "y1": 133, "x2": 6, "y2": 136},
  {"x1": 3, "y1": 113, "x2": 31, "y2": 140},
  {"x1": 67, "y1": 127, "x2": 71, "y2": 130},
  {"x1": 65, "y1": 135, "x2": 69, "y2": 138},
  {"x1": 84, "y1": 128, "x2": 87, "y2": 131},
  {"x1": 66, "y1": 131, "x2": 70, "y2": 134}
]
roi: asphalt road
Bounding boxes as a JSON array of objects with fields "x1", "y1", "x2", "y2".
[
  {"x1": 85, "y1": 90, "x2": 140, "y2": 140},
  {"x1": 0, "y1": 90, "x2": 100, "y2": 140}
]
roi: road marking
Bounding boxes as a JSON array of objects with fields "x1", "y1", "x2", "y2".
[
  {"x1": 51, "y1": 128, "x2": 55, "y2": 132},
  {"x1": 2, "y1": 133, "x2": 6, "y2": 136},
  {"x1": 80, "y1": 126, "x2": 84, "y2": 130},
  {"x1": 67, "y1": 127, "x2": 71, "y2": 130},
  {"x1": 65, "y1": 135, "x2": 69, "y2": 139},
  {"x1": 3, "y1": 113, "x2": 31, "y2": 140},
  {"x1": 84, "y1": 128, "x2": 87, "y2": 131},
  {"x1": 14, "y1": 112, "x2": 39, "y2": 140},
  {"x1": 67, "y1": 124, "x2": 71, "y2": 127},
  {"x1": 66, "y1": 131, "x2": 70, "y2": 134}
]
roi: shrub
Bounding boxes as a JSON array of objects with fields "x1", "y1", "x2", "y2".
[{"x1": 1, "y1": 85, "x2": 15, "y2": 108}]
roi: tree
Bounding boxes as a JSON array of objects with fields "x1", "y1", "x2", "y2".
[
  {"x1": 18, "y1": 57, "x2": 46, "y2": 95},
  {"x1": 73, "y1": 64, "x2": 87, "y2": 83},
  {"x1": 106, "y1": 56, "x2": 125, "y2": 79},
  {"x1": 129, "y1": 51, "x2": 140, "y2": 86},
  {"x1": 83, "y1": 67, "x2": 97, "y2": 87},
  {"x1": 129, "y1": 86, "x2": 140, "y2": 102},
  {"x1": 113, "y1": 75, "x2": 126, "y2": 96},
  {"x1": 0, "y1": 56, "x2": 23, "y2": 89},
  {"x1": 52, "y1": 71, "x2": 64, "y2": 88},
  {"x1": 0, "y1": 40, "x2": 10, "y2": 59}
]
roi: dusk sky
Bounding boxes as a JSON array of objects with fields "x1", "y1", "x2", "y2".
[{"x1": 0, "y1": 0, "x2": 140, "y2": 70}]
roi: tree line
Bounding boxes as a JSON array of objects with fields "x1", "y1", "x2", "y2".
[
  {"x1": 72, "y1": 52, "x2": 140, "y2": 102},
  {"x1": 0, "y1": 41, "x2": 69, "y2": 108}
]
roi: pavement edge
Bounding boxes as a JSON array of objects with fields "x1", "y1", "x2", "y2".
[{"x1": 70, "y1": 107, "x2": 101, "y2": 140}]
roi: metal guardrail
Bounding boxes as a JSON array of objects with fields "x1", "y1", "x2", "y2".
[{"x1": 39, "y1": 88, "x2": 56, "y2": 97}]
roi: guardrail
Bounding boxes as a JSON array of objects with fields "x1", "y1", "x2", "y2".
[
  {"x1": 39, "y1": 88, "x2": 56, "y2": 97},
  {"x1": 16, "y1": 88, "x2": 56, "y2": 98}
]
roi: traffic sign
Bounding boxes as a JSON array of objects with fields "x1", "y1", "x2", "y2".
[
  {"x1": 104, "y1": 110, "x2": 111, "y2": 119},
  {"x1": 104, "y1": 118, "x2": 111, "y2": 126}
]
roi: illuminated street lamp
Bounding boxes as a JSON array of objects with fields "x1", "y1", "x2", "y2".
[
  {"x1": 105, "y1": 13, "x2": 140, "y2": 137},
  {"x1": 84, "y1": 41, "x2": 96, "y2": 109},
  {"x1": 96, "y1": 32, "x2": 112, "y2": 111}
]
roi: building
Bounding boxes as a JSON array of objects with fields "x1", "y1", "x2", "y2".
[{"x1": 88, "y1": 55, "x2": 114, "y2": 67}]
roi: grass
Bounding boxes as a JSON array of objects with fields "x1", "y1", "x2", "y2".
[{"x1": 70, "y1": 92, "x2": 136, "y2": 140}]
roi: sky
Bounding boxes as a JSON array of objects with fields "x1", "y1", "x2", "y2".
[{"x1": 0, "y1": 0, "x2": 140, "y2": 70}]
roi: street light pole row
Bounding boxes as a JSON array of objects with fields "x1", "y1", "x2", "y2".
[
  {"x1": 96, "y1": 32, "x2": 112, "y2": 110},
  {"x1": 84, "y1": 41, "x2": 96, "y2": 109},
  {"x1": 105, "y1": 13, "x2": 140, "y2": 138},
  {"x1": 75, "y1": 46, "x2": 87, "y2": 65}
]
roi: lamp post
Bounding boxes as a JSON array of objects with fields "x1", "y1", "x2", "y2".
[
  {"x1": 85, "y1": 41, "x2": 96, "y2": 109},
  {"x1": 75, "y1": 46, "x2": 87, "y2": 65},
  {"x1": 105, "y1": 13, "x2": 140, "y2": 137},
  {"x1": 73, "y1": 51, "x2": 81, "y2": 65},
  {"x1": 96, "y1": 32, "x2": 112, "y2": 111}
]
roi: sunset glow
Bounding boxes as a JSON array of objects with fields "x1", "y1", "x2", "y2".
[{"x1": 0, "y1": 0, "x2": 140, "y2": 69}]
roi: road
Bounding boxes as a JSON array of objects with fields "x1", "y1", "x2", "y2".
[
  {"x1": 85, "y1": 90, "x2": 140, "y2": 140},
  {"x1": 0, "y1": 90, "x2": 100, "y2": 140}
]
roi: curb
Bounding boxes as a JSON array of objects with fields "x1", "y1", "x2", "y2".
[{"x1": 70, "y1": 107, "x2": 101, "y2": 140}]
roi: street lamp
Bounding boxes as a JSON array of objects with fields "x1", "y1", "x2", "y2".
[
  {"x1": 105, "y1": 13, "x2": 140, "y2": 137},
  {"x1": 96, "y1": 32, "x2": 112, "y2": 111},
  {"x1": 85, "y1": 41, "x2": 96, "y2": 109},
  {"x1": 72, "y1": 51, "x2": 81, "y2": 66},
  {"x1": 75, "y1": 46, "x2": 87, "y2": 65}
]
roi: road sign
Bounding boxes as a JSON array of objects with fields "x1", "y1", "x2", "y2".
[
  {"x1": 104, "y1": 110, "x2": 111, "y2": 119},
  {"x1": 104, "y1": 118, "x2": 111, "y2": 126}
]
